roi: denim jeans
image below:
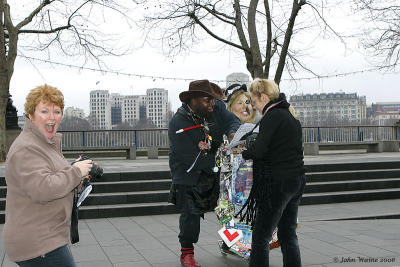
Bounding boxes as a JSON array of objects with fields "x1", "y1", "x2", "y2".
[
  {"x1": 16, "y1": 245, "x2": 76, "y2": 267},
  {"x1": 249, "y1": 174, "x2": 306, "y2": 267}
]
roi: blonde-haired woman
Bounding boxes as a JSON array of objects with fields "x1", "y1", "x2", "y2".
[
  {"x1": 225, "y1": 83, "x2": 256, "y2": 123},
  {"x1": 241, "y1": 78, "x2": 305, "y2": 267},
  {"x1": 3, "y1": 85, "x2": 93, "y2": 267}
]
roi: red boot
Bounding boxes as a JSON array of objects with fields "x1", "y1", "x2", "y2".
[{"x1": 180, "y1": 254, "x2": 201, "y2": 267}]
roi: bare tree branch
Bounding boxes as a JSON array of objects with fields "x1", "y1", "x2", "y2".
[
  {"x1": 16, "y1": 0, "x2": 54, "y2": 30},
  {"x1": 263, "y1": 0, "x2": 272, "y2": 78},
  {"x1": 194, "y1": 3, "x2": 236, "y2": 25},
  {"x1": 352, "y1": 0, "x2": 400, "y2": 69},
  {"x1": 189, "y1": 12, "x2": 247, "y2": 52},
  {"x1": 274, "y1": 0, "x2": 306, "y2": 84}
]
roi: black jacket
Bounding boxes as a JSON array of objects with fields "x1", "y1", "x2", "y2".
[
  {"x1": 242, "y1": 96, "x2": 305, "y2": 179},
  {"x1": 169, "y1": 100, "x2": 240, "y2": 185}
]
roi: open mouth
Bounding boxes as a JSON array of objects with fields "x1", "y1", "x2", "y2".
[
  {"x1": 45, "y1": 124, "x2": 55, "y2": 133},
  {"x1": 241, "y1": 111, "x2": 249, "y2": 116}
]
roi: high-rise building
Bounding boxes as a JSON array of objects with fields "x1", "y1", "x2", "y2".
[
  {"x1": 226, "y1": 72, "x2": 251, "y2": 88},
  {"x1": 89, "y1": 90, "x2": 110, "y2": 129},
  {"x1": 64, "y1": 107, "x2": 85, "y2": 119},
  {"x1": 146, "y1": 88, "x2": 169, "y2": 128},
  {"x1": 290, "y1": 92, "x2": 367, "y2": 125},
  {"x1": 89, "y1": 89, "x2": 170, "y2": 129},
  {"x1": 121, "y1": 95, "x2": 141, "y2": 126},
  {"x1": 110, "y1": 93, "x2": 123, "y2": 126}
]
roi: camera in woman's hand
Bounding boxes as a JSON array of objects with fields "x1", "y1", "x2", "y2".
[
  {"x1": 245, "y1": 133, "x2": 258, "y2": 150},
  {"x1": 74, "y1": 155, "x2": 103, "y2": 179}
]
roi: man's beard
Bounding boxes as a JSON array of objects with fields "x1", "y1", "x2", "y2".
[
  {"x1": 191, "y1": 102, "x2": 212, "y2": 119},
  {"x1": 195, "y1": 108, "x2": 212, "y2": 119}
]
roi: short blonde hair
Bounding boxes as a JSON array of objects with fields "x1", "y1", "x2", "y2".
[
  {"x1": 249, "y1": 78, "x2": 280, "y2": 101},
  {"x1": 25, "y1": 84, "x2": 64, "y2": 118},
  {"x1": 227, "y1": 90, "x2": 256, "y2": 123},
  {"x1": 289, "y1": 105, "x2": 299, "y2": 120}
]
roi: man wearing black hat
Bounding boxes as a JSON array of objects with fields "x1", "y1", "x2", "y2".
[{"x1": 168, "y1": 80, "x2": 240, "y2": 267}]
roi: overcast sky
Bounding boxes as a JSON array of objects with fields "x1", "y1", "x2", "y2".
[{"x1": 8, "y1": 2, "x2": 400, "y2": 116}]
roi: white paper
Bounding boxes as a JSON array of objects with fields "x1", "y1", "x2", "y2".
[{"x1": 228, "y1": 123, "x2": 259, "y2": 149}]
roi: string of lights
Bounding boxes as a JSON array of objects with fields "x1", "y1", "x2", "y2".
[
  {"x1": 18, "y1": 54, "x2": 398, "y2": 83},
  {"x1": 18, "y1": 55, "x2": 226, "y2": 83}
]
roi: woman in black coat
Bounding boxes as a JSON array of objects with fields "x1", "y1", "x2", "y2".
[{"x1": 241, "y1": 78, "x2": 306, "y2": 267}]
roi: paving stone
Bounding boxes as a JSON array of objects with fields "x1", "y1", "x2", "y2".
[
  {"x1": 334, "y1": 241, "x2": 397, "y2": 257},
  {"x1": 70, "y1": 244, "x2": 109, "y2": 262},
  {"x1": 139, "y1": 248, "x2": 177, "y2": 264},
  {"x1": 128, "y1": 235, "x2": 166, "y2": 250},
  {"x1": 301, "y1": 237, "x2": 350, "y2": 256},
  {"x1": 113, "y1": 261, "x2": 152, "y2": 267},
  {"x1": 76, "y1": 260, "x2": 113, "y2": 267},
  {"x1": 139, "y1": 222, "x2": 176, "y2": 237},
  {"x1": 2, "y1": 155, "x2": 400, "y2": 267},
  {"x1": 102, "y1": 245, "x2": 144, "y2": 264},
  {"x1": 305, "y1": 231, "x2": 354, "y2": 244}
]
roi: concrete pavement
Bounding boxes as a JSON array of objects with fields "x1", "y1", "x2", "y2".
[
  {"x1": 1, "y1": 200, "x2": 400, "y2": 267},
  {"x1": 1, "y1": 152, "x2": 400, "y2": 266}
]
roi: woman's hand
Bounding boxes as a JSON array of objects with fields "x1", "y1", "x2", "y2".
[{"x1": 73, "y1": 160, "x2": 93, "y2": 178}]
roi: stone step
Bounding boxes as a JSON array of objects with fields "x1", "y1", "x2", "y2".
[
  {"x1": 0, "y1": 181, "x2": 169, "y2": 198},
  {"x1": 0, "y1": 171, "x2": 171, "y2": 186},
  {"x1": 306, "y1": 169, "x2": 400, "y2": 182},
  {"x1": 2, "y1": 187, "x2": 400, "y2": 223},
  {"x1": 301, "y1": 188, "x2": 400, "y2": 205},
  {"x1": 304, "y1": 161, "x2": 400, "y2": 172},
  {"x1": 90, "y1": 179, "x2": 171, "y2": 193},
  {"x1": 305, "y1": 177, "x2": 400, "y2": 193},
  {"x1": 78, "y1": 202, "x2": 178, "y2": 219},
  {"x1": 81, "y1": 190, "x2": 170, "y2": 206}
]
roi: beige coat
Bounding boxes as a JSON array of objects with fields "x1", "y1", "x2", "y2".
[{"x1": 2, "y1": 119, "x2": 82, "y2": 262}]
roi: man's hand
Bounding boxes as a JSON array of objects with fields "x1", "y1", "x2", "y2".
[{"x1": 228, "y1": 132, "x2": 235, "y2": 142}]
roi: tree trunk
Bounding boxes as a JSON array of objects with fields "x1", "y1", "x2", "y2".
[
  {"x1": 0, "y1": 75, "x2": 9, "y2": 162},
  {"x1": 1, "y1": 0, "x2": 18, "y2": 162}
]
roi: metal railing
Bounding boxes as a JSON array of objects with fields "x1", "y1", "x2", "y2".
[
  {"x1": 59, "y1": 129, "x2": 169, "y2": 149},
  {"x1": 59, "y1": 125, "x2": 399, "y2": 149},
  {"x1": 302, "y1": 125, "x2": 399, "y2": 143}
]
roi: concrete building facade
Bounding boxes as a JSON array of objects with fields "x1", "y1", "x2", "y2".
[
  {"x1": 146, "y1": 88, "x2": 169, "y2": 128},
  {"x1": 64, "y1": 107, "x2": 85, "y2": 119},
  {"x1": 89, "y1": 90, "x2": 110, "y2": 129},
  {"x1": 290, "y1": 92, "x2": 367, "y2": 125},
  {"x1": 226, "y1": 72, "x2": 251, "y2": 89},
  {"x1": 89, "y1": 89, "x2": 170, "y2": 129},
  {"x1": 370, "y1": 102, "x2": 400, "y2": 125}
]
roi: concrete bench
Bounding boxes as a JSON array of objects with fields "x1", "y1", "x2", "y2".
[
  {"x1": 136, "y1": 147, "x2": 169, "y2": 159},
  {"x1": 62, "y1": 146, "x2": 136, "y2": 160},
  {"x1": 304, "y1": 141, "x2": 400, "y2": 155}
]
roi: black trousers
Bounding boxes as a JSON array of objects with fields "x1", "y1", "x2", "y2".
[
  {"x1": 249, "y1": 174, "x2": 306, "y2": 267},
  {"x1": 172, "y1": 172, "x2": 219, "y2": 248},
  {"x1": 179, "y1": 202, "x2": 201, "y2": 248}
]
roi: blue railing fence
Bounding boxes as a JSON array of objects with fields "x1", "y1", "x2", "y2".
[
  {"x1": 302, "y1": 125, "x2": 399, "y2": 143},
  {"x1": 60, "y1": 128, "x2": 169, "y2": 149},
  {"x1": 59, "y1": 125, "x2": 400, "y2": 149}
]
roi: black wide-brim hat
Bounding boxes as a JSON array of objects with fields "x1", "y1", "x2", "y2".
[{"x1": 179, "y1": 79, "x2": 218, "y2": 103}]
